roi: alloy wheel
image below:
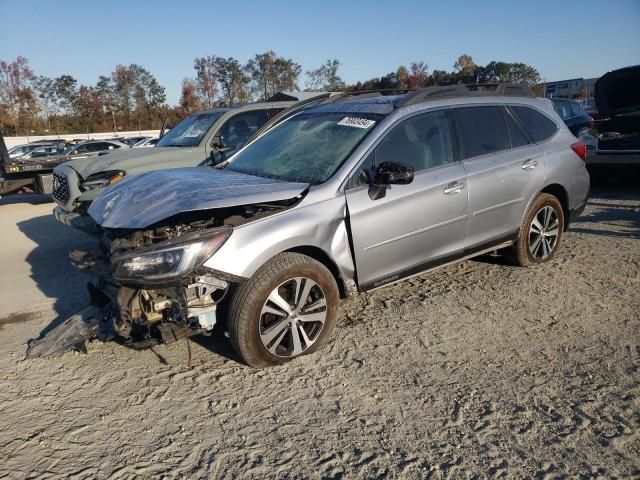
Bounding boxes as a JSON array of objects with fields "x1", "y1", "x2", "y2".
[
  {"x1": 528, "y1": 205, "x2": 560, "y2": 260},
  {"x1": 259, "y1": 277, "x2": 327, "y2": 358}
]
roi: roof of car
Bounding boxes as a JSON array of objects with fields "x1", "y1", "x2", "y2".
[{"x1": 309, "y1": 95, "x2": 405, "y2": 115}]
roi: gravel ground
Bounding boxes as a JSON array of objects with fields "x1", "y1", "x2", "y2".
[{"x1": 0, "y1": 184, "x2": 638, "y2": 479}]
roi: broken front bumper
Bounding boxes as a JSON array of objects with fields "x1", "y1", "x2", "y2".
[{"x1": 25, "y1": 249, "x2": 231, "y2": 358}]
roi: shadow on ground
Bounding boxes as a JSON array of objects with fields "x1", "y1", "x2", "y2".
[
  {"x1": 0, "y1": 193, "x2": 53, "y2": 206},
  {"x1": 16, "y1": 213, "x2": 95, "y2": 337}
]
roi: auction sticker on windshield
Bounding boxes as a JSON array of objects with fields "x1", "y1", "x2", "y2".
[{"x1": 337, "y1": 117, "x2": 376, "y2": 129}]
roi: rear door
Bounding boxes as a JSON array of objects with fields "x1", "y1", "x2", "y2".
[
  {"x1": 451, "y1": 105, "x2": 545, "y2": 249},
  {"x1": 345, "y1": 109, "x2": 468, "y2": 289}
]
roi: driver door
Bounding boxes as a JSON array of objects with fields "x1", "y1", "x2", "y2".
[{"x1": 345, "y1": 110, "x2": 468, "y2": 290}]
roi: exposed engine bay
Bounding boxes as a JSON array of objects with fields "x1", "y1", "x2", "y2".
[{"x1": 26, "y1": 200, "x2": 296, "y2": 357}]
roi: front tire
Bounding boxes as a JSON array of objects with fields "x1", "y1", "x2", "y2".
[
  {"x1": 511, "y1": 193, "x2": 564, "y2": 267},
  {"x1": 228, "y1": 252, "x2": 339, "y2": 368}
]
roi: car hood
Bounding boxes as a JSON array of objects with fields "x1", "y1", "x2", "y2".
[
  {"x1": 64, "y1": 146, "x2": 191, "y2": 178},
  {"x1": 595, "y1": 65, "x2": 640, "y2": 117},
  {"x1": 88, "y1": 167, "x2": 309, "y2": 230}
]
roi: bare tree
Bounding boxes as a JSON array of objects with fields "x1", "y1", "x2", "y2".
[
  {"x1": 305, "y1": 59, "x2": 345, "y2": 91},
  {"x1": 193, "y1": 56, "x2": 219, "y2": 108}
]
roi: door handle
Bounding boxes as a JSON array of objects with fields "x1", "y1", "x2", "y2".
[
  {"x1": 443, "y1": 182, "x2": 465, "y2": 195},
  {"x1": 522, "y1": 158, "x2": 538, "y2": 170}
]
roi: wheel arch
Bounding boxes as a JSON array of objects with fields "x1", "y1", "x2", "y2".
[
  {"x1": 539, "y1": 183, "x2": 570, "y2": 231},
  {"x1": 284, "y1": 245, "x2": 349, "y2": 298}
]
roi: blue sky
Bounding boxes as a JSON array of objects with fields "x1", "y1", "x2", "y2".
[{"x1": 1, "y1": 0, "x2": 638, "y2": 104}]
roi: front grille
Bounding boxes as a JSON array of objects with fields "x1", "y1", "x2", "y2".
[{"x1": 52, "y1": 172, "x2": 70, "y2": 204}]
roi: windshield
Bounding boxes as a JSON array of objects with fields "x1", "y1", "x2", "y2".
[
  {"x1": 157, "y1": 111, "x2": 226, "y2": 148},
  {"x1": 225, "y1": 112, "x2": 381, "y2": 184}
]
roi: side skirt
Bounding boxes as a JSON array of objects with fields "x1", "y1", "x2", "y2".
[{"x1": 361, "y1": 231, "x2": 518, "y2": 292}]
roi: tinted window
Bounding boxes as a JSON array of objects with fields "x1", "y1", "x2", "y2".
[
  {"x1": 553, "y1": 100, "x2": 573, "y2": 120},
  {"x1": 219, "y1": 109, "x2": 282, "y2": 150},
  {"x1": 348, "y1": 152, "x2": 373, "y2": 189},
  {"x1": 503, "y1": 110, "x2": 530, "y2": 148},
  {"x1": 511, "y1": 106, "x2": 558, "y2": 143},
  {"x1": 570, "y1": 102, "x2": 582, "y2": 117},
  {"x1": 453, "y1": 106, "x2": 510, "y2": 159},
  {"x1": 375, "y1": 110, "x2": 453, "y2": 172}
]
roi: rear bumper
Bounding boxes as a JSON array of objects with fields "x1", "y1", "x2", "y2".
[{"x1": 53, "y1": 205, "x2": 99, "y2": 234}]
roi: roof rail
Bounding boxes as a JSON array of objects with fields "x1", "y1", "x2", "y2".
[
  {"x1": 322, "y1": 88, "x2": 416, "y2": 105},
  {"x1": 395, "y1": 83, "x2": 535, "y2": 108}
]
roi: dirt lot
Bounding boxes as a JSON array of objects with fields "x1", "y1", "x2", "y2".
[{"x1": 0, "y1": 184, "x2": 638, "y2": 479}]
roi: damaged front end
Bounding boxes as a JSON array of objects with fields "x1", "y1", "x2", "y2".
[{"x1": 26, "y1": 199, "x2": 299, "y2": 358}]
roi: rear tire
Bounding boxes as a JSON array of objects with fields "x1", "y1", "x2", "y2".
[
  {"x1": 228, "y1": 252, "x2": 339, "y2": 368},
  {"x1": 511, "y1": 193, "x2": 564, "y2": 267}
]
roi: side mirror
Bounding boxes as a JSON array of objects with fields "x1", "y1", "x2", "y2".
[
  {"x1": 374, "y1": 161, "x2": 414, "y2": 185},
  {"x1": 368, "y1": 161, "x2": 414, "y2": 200}
]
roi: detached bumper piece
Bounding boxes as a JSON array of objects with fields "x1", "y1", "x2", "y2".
[
  {"x1": 25, "y1": 305, "x2": 116, "y2": 358},
  {"x1": 53, "y1": 205, "x2": 99, "y2": 234}
]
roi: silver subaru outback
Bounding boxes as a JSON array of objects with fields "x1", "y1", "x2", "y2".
[{"x1": 28, "y1": 84, "x2": 589, "y2": 367}]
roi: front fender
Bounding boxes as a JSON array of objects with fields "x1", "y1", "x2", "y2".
[{"x1": 203, "y1": 196, "x2": 356, "y2": 286}]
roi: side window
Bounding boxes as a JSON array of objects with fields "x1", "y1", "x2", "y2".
[
  {"x1": 220, "y1": 109, "x2": 283, "y2": 150},
  {"x1": 88, "y1": 143, "x2": 105, "y2": 152},
  {"x1": 348, "y1": 152, "x2": 373, "y2": 189},
  {"x1": 511, "y1": 106, "x2": 559, "y2": 143},
  {"x1": 453, "y1": 106, "x2": 510, "y2": 159},
  {"x1": 503, "y1": 109, "x2": 530, "y2": 148},
  {"x1": 553, "y1": 100, "x2": 572, "y2": 120},
  {"x1": 570, "y1": 102, "x2": 582, "y2": 117},
  {"x1": 374, "y1": 110, "x2": 453, "y2": 172},
  {"x1": 73, "y1": 144, "x2": 89, "y2": 154}
]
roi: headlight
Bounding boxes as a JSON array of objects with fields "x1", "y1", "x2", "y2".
[
  {"x1": 81, "y1": 170, "x2": 125, "y2": 190},
  {"x1": 113, "y1": 226, "x2": 232, "y2": 281}
]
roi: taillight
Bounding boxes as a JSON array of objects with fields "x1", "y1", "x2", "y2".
[{"x1": 571, "y1": 141, "x2": 587, "y2": 162}]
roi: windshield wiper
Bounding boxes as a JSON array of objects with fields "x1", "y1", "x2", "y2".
[{"x1": 158, "y1": 143, "x2": 187, "y2": 147}]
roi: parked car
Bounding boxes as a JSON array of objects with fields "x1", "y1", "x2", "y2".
[
  {"x1": 588, "y1": 65, "x2": 640, "y2": 169},
  {"x1": 8, "y1": 140, "x2": 58, "y2": 159},
  {"x1": 1, "y1": 139, "x2": 126, "y2": 195},
  {"x1": 18, "y1": 143, "x2": 67, "y2": 159},
  {"x1": 133, "y1": 137, "x2": 159, "y2": 148},
  {"x1": 28, "y1": 84, "x2": 590, "y2": 367},
  {"x1": 51, "y1": 95, "x2": 327, "y2": 232},
  {"x1": 550, "y1": 98, "x2": 594, "y2": 136},
  {"x1": 118, "y1": 136, "x2": 149, "y2": 147}
]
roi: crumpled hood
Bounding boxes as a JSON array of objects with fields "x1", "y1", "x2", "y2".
[
  {"x1": 62, "y1": 146, "x2": 194, "y2": 178},
  {"x1": 595, "y1": 65, "x2": 640, "y2": 118},
  {"x1": 89, "y1": 167, "x2": 309, "y2": 229}
]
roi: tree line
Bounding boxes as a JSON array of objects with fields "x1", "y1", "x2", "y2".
[{"x1": 0, "y1": 53, "x2": 541, "y2": 137}]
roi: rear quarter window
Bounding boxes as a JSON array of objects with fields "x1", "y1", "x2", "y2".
[{"x1": 511, "y1": 106, "x2": 559, "y2": 143}]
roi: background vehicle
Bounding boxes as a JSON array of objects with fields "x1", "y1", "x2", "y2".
[
  {"x1": 30, "y1": 84, "x2": 590, "y2": 368},
  {"x1": 51, "y1": 94, "x2": 328, "y2": 232},
  {"x1": 588, "y1": 65, "x2": 640, "y2": 172},
  {"x1": 8, "y1": 140, "x2": 59, "y2": 159},
  {"x1": 133, "y1": 137, "x2": 159, "y2": 148},
  {"x1": 0, "y1": 139, "x2": 126, "y2": 195},
  {"x1": 551, "y1": 98, "x2": 594, "y2": 136}
]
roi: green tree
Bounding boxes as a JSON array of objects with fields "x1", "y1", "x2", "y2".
[
  {"x1": 215, "y1": 57, "x2": 251, "y2": 105},
  {"x1": 246, "y1": 51, "x2": 301, "y2": 100},
  {"x1": 0, "y1": 56, "x2": 36, "y2": 135}
]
